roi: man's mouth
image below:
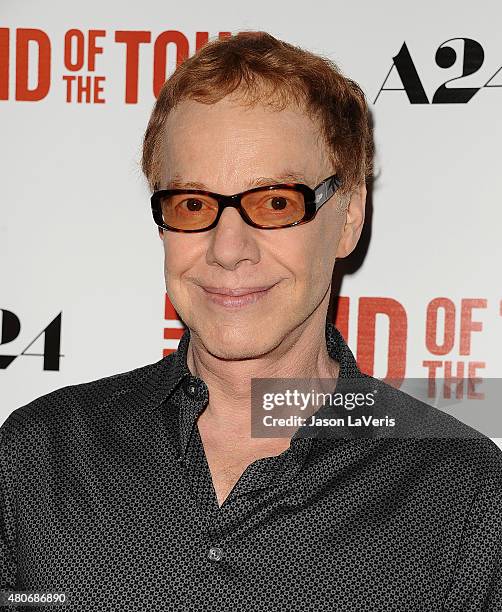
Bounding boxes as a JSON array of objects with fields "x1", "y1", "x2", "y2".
[{"x1": 198, "y1": 283, "x2": 278, "y2": 308}]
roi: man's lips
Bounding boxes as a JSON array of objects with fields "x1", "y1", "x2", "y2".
[
  {"x1": 196, "y1": 282, "x2": 279, "y2": 309},
  {"x1": 200, "y1": 285, "x2": 276, "y2": 296}
]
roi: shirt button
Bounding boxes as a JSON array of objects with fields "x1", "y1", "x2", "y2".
[
  {"x1": 208, "y1": 547, "x2": 223, "y2": 562},
  {"x1": 183, "y1": 376, "x2": 200, "y2": 398}
]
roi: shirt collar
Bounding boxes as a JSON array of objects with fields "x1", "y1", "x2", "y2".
[{"x1": 144, "y1": 318, "x2": 363, "y2": 414}]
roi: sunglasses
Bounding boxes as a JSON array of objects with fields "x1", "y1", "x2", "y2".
[{"x1": 150, "y1": 174, "x2": 342, "y2": 232}]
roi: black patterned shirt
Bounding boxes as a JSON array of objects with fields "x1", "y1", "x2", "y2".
[{"x1": 1, "y1": 320, "x2": 502, "y2": 611}]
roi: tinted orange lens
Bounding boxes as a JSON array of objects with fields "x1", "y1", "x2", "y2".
[
  {"x1": 160, "y1": 194, "x2": 219, "y2": 230},
  {"x1": 242, "y1": 189, "x2": 305, "y2": 227}
]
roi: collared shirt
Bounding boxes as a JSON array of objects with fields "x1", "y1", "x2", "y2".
[{"x1": 1, "y1": 320, "x2": 502, "y2": 611}]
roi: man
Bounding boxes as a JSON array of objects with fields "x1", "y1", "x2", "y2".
[{"x1": 1, "y1": 31, "x2": 501, "y2": 611}]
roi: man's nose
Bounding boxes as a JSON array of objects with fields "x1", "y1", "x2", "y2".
[{"x1": 206, "y1": 206, "x2": 261, "y2": 268}]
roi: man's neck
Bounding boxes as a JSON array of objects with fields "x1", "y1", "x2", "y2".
[{"x1": 185, "y1": 317, "x2": 340, "y2": 441}]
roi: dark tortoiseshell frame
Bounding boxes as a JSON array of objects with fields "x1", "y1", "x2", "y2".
[{"x1": 151, "y1": 173, "x2": 342, "y2": 232}]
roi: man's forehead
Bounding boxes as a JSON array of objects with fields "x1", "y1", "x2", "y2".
[
  {"x1": 164, "y1": 171, "x2": 310, "y2": 191},
  {"x1": 163, "y1": 96, "x2": 324, "y2": 145},
  {"x1": 158, "y1": 98, "x2": 332, "y2": 191}
]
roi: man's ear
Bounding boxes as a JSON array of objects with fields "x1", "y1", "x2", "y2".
[{"x1": 335, "y1": 182, "x2": 367, "y2": 259}]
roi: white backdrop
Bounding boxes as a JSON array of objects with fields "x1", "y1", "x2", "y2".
[{"x1": 2, "y1": 0, "x2": 501, "y2": 446}]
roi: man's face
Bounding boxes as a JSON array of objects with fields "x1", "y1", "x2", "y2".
[{"x1": 159, "y1": 94, "x2": 364, "y2": 359}]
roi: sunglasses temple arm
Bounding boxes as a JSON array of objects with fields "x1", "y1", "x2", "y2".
[{"x1": 314, "y1": 176, "x2": 341, "y2": 210}]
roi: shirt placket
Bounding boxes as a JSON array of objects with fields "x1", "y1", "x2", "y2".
[{"x1": 173, "y1": 371, "x2": 317, "y2": 570}]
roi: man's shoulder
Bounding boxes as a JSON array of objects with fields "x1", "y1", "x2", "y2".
[
  {"x1": 1, "y1": 354, "x2": 176, "y2": 441},
  {"x1": 365, "y1": 374, "x2": 502, "y2": 474}
]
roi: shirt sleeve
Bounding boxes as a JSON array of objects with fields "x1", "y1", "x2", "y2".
[
  {"x1": 442, "y1": 445, "x2": 502, "y2": 611},
  {"x1": 0, "y1": 421, "x2": 18, "y2": 592}
]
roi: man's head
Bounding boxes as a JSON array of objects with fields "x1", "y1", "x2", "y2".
[{"x1": 141, "y1": 32, "x2": 372, "y2": 360}]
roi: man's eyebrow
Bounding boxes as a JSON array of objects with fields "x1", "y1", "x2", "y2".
[{"x1": 164, "y1": 172, "x2": 308, "y2": 191}]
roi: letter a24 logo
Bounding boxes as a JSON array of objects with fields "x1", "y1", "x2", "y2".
[
  {"x1": 374, "y1": 38, "x2": 501, "y2": 103},
  {"x1": 0, "y1": 310, "x2": 63, "y2": 371}
]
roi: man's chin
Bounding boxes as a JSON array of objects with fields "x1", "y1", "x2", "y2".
[{"x1": 192, "y1": 323, "x2": 285, "y2": 361}]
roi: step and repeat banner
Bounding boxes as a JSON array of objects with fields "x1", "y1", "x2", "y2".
[{"x1": 1, "y1": 1, "x2": 501, "y2": 444}]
